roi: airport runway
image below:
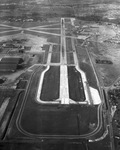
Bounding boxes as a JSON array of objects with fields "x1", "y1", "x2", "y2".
[{"x1": 2, "y1": 18, "x2": 104, "y2": 142}]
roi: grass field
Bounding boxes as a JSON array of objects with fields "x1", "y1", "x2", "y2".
[{"x1": 51, "y1": 52, "x2": 60, "y2": 63}]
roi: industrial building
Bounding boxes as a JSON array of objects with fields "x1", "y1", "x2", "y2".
[{"x1": 0, "y1": 57, "x2": 24, "y2": 72}]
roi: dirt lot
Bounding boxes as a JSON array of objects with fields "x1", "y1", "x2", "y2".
[{"x1": 78, "y1": 21, "x2": 120, "y2": 87}]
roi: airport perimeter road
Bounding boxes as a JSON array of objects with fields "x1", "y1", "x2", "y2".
[{"x1": 85, "y1": 45, "x2": 115, "y2": 150}]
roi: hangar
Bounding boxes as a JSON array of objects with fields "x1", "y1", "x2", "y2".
[
  {"x1": 0, "y1": 57, "x2": 24, "y2": 72},
  {"x1": 1, "y1": 57, "x2": 24, "y2": 64}
]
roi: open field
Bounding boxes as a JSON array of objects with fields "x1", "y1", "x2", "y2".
[{"x1": 40, "y1": 66, "x2": 60, "y2": 101}]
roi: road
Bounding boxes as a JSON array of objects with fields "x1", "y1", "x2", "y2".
[{"x1": 83, "y1": 39, "x2": 115, "y2": 149}]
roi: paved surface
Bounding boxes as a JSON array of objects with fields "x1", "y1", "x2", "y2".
[
  {"x1": 12, "y1": 18, "x2": 102, "y2": 138},
  {"x1": 0, "y1": 17, "x2": 110, "y2": 150}
]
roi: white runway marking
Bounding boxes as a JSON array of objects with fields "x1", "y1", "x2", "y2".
[
  {"x1": 47, "y1": 44, "x2": 53, "y2": 64},
  {"x1": 60, "y1": 65, "x2": 69, "y2": 104},
  {"x1": 0, "y1": 24, "x2": 22, "y2": 30},
  {"x1": 36, "y1": 66, "x2": 50, "y2": 103},
  {"x1": 0, "y1": 30, "x2": 20, "y2": 34},
  {"x1": 59, "y1": 18, "x2": 69, "y2": 104},
  {"x1": 27, "y1": 29, "x2": 61, "y2": 36},
  {"x1": 27, "y1": 23, "x2": 60, "y2": 30}
]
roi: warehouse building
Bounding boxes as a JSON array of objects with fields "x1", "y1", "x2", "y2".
[
  {"x1": 1, "y1": 57, "x2": 24, "y2": 64},
  {"x1": 0, "y1": 57, "x2": 24, "y2": 72}
]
